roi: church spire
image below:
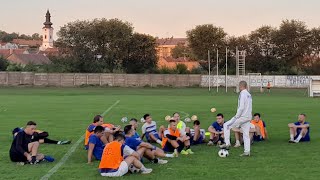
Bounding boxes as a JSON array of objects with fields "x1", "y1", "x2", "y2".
[{"x1": 43, "y1": 9, "x2": 53, "y2": 28}]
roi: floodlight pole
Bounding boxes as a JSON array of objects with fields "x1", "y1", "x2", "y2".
[
  {"x1": 225, "y1": 47, "x2": 228, "y2": 93},
  {"x1": 208, "y1": 50, "x2": 211, "y2": 91},
  {"x1": 216, "y1": 49, "x2": 219, "y2": 93}
]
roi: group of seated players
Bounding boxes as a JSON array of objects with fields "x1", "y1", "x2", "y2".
[
  {"x1": 84, "y1": 112, "x2": 310, "y2": 177},
  {"x1": 8, "y1": 112, "x2": 309, "y2": 175}
]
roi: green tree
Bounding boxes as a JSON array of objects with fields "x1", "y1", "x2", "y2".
[
  {"x1": 272, "y1": 19, "x2": 311, "y2": 72},
  {"x1": 57, "y1": 18, "x2": 133, "y2": 73},
  {"x1": 187, "y1": 24, "x2": 227, "y2": 60},
  {"x1": 171, "y1": 43, "x2": 196, "y2": 59},
  {"x1": 122, "y1": 33, "x2": 157, "y2": 73},
  {"x1": 0, "y1": 57, "x2": 9, "y2": 71}
]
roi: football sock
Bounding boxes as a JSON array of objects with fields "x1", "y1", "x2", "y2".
[
  {"x1": 295, "y1": 134, "x2": 303, "y2": 142},
  {"x1": 165, "y1": 153, "x2": 174, "y2": 158},
  {"x1": 290, "y1": 134, "x2": 294, "y2": 140},
  {"x1": 156, "y1": 139, "x2": 162, "y2": 144},
  {"x1": 44, "y1": 138, "x2": 59, "y2": 144}
]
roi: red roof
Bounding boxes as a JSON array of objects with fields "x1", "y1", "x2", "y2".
[
  {"x1": 12, "y1": 39, "x2": 42, "y2": 47},
  {"x1": 162, "y1": 57, "x2": 197, "y2": 62},
  {"x1": 156, "y1": 38, "x2": 187, "y2": 46},
  {"x1": 0, "y1": 49, "x2": 27, "y2": 58},
  {"x1": 6, "y1": 54, "x2": 50, "y2": 65}
]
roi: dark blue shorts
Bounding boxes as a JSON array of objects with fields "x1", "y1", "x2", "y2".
[
  {"x1": 163, "y1": 140, "x2": 184, "y2": 152},
  {"x1": 191, "y1": 135, "x2": 204, "y2": 145}
]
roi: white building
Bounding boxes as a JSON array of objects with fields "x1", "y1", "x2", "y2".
[{"x1": 40, "y1": 10, "x2": 54, "y2": 51}]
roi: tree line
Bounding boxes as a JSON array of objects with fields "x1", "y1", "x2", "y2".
[
  {"x1": 1, "y1": 18, "x2": 320, "y2": 75},
  {"x1": 182, "y1": 19, "x2": 320, "y2": 75},
  {"x1": 0, "y1": 31, "x2": 42, "y2": 42}
]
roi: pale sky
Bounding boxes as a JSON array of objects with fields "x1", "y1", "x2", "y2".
[{"x1": 1, "y1": 0, "x2": 319, "y2": 39}]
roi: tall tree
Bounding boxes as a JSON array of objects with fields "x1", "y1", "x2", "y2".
[
  {"x1": 57, "y1": 18, "x2": 133, "y2": 72},
  {"x1": 273, "y1": 19, "x2": 311, "y2": 72},
  {"x1": 122, "y1": 33, "x2": 157, "y2": 73},
  {"x1": 187, "y1": 24, "x2": 227, "y2": 60}
]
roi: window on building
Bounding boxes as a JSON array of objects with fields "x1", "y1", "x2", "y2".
[
  {"x1": 45, "y1": 35, "x2": 47, "y2": 39},
  {"x1": 50, "y1": 35, "x2": 52, "y2": 39}
]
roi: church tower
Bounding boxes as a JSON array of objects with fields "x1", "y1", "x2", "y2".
[{"x1": 41, "y1": 9, "x2": 54, "y2": 50}]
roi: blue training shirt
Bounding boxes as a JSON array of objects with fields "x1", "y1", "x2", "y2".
[
  {"x1": 294, "y1": 121, "x2": 310, "y2": 141},
  {"x1": 88, "y1": 134, "x2": 105, "y2": 160},
  {"x1": 132, "y1": 132, "x2": 141, "y2": 141},
  {"x1": 212, "y1": 122, "x2": 224, "y2": 132},
  {"x1": 125, "y1": 136, "x2": 142, "y2": 151}
]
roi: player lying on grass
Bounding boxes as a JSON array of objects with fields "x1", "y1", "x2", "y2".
[
  {"x1": 250, "y1": 113, "x2": 268, "y2": 141},
  {"x1": 233, "y1": 123, "x2": 256, "y2": 147},
  {"x1": 124, "y1": 125, "x2": 173, "y2": 164},
  {"x1": 10, "y1": 121, "x2": 54, "y2": 164},
  {"x1": 141, "y1": 114, "x2": 165, "y2": 145},
  {"x1": 162, "y1": 120, "x2": 193, "y2": 156},
  {"x1": 288, "y1": 113, "x2": 310, "y2": 143},
  {"x1": 12, "y1": 127, "x2": 71, "y2": 145},
  {"x1": 207, "y1": 113, "x2": 225, "y2": 146},
  {"x1": 190, "y1": 120, "x2": 205, "y2": 145},
  {"x1": 87, "y1": 126, "x2": 105, "y2": 164},
  {"x1": 99, "y1": 133, "x2": 152, "y2": 177},
  {"x1": 129, "y1": 118, "x2": 142, "y2": 141},
  {"x1": 85, "y1": 115, "x2": 121, "y2": 148}
]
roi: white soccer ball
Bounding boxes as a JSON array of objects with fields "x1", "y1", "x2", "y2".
[
  {"x1": 218, "y1": 149, "x2": 229, "y2": 158},
  {"x1": 121, "y1": 117, "x2": 128, "y2": 123},
  {"x1": 140, "y1": 117, "x2": 145, "y2": 123},
  {"x1": 165, "y1": 115, "x2": 171, "y2": 121},
  {"x1": 184, "y1": 117, "x2": 191, "y2": 123},
  {"x1": 211, "y1": 108, "x2": 216, "y2": 113},
  {"x1": 191, "y1": 115, "x2": 198, "y2": 121}
]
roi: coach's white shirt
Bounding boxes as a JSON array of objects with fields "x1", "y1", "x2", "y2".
[{"x1": 235, "y1": 89, "x2": 252, "y2": 120}]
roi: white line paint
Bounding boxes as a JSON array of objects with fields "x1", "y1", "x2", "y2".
[{"x1": 40, "y1": 100, "x2": 120, "y2": 180}]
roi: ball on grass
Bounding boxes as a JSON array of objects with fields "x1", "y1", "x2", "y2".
[
  {"x1": 211, "y1": 108, "x2": 216, "y2": 113},
  {"x1": 191, "y1": 115, "x2": 198, "y2": 121},
  {"x1": 165, "y1": 115, "x2": 171, "y2": 121}
]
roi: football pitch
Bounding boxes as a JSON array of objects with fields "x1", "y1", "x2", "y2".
[{"x1": 0, "y1": 87, "x2": 319, "y2": 180}]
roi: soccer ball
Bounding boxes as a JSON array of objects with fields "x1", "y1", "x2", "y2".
[
  {"x1": 184, "y1": 117, "x2": 191, "y2": 123},
  {"x1": 140, "y1": 117, "x2": 145, "y2": 123},
  {"x1": 210, "y1": 108, "x2": 216, "y2": 113},
  {"x1": 165, "y1": 115, "x2": 171, "y2": 121},
  {"x1": 218, "y1": 149, "x2": 229, "y2": 158},
  {"x1": 129, "y1": 164, "x2": 140, "y2": 173},
  {"x1": 121, "y1": 117, "x2": 128, "y2": 123},
  {"x1": 191, "y1": 115, "x2": 198, "y2": 121}
]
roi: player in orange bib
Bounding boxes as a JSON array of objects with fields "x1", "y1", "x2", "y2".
[
  {"x1": 250, "y1": 113, "x2": 268, "y2": 141},
  {"x1": 162, "y1": 120, "x2": 193, "y2": 156},
  {"x1": 99, "y1": 133, "x2": 152, "y2": 177},
  {"x1": 85, "y1": 115, "x2": 121, "y2": 148}
]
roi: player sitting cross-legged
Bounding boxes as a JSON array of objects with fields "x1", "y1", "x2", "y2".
[
  {"x1": 190, "y1": 120, "x2": 205, "y2": 145},
  {"x1": 162, "y1": 120, "x2": 193, "y2": 156},
  {"x1": 250, "y1": 113, "x2": 268, "y2": 142},
  {"x1": 141, "y1": 114, "x2": 164, "y2": 145},
  {"x1": 207, "y1": 113, "x2": 225, "y2": 146},
  {"x1": 288, "y1": 114, "x2": 310, "y2": 143}
]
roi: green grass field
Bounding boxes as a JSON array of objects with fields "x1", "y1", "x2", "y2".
[{"x1": 0, "y1": 87, "x2": 319, "y2": 180}]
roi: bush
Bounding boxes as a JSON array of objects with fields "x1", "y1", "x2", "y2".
[
  {"x1": 175, "y1": 64, "x2": 189, "y2": 74},
  {"x1": 6, "y1": 63, "x2": 23, "y2": 71},
  {"x1": 189, "y1": 67, "x2": 203, "y2": 74},
  {"x1": 158, "y1": 66, "x2": 177, "y2": 74},
  {"x1": 0, "y1": 57, "x2": 9, "y2": 71}
]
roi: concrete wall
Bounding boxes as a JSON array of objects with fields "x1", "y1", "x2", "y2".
[
  {"x1": 201, "y1": 75, "x2": 319, "y2": 88},
  {"x1": 0, "y1": 72, "x2": 318, "y2": 88},
  {"x1": 0, "y1": 72, "x2": 202, "y2": 87}
]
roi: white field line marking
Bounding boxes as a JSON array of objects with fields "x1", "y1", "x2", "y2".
[{"x1": 40, "y1": 100, "x2": 120, "y2": 180}]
